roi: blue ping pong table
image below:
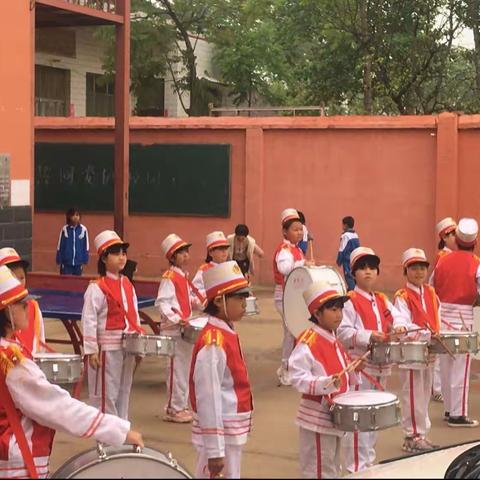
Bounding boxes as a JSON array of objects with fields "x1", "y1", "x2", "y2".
[{"x1": 30, "y1": 288, "x2": 157, "y2": 354}]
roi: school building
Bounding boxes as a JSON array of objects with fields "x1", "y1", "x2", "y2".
[{"x1": 2, "y1": 1, "x2": 480, "y2": 291}]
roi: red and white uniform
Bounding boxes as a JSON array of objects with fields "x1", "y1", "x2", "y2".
[
  {"x1": 0, "y1": 340, "x2": 130, "y2": 479},
  {"x1": 82, "y1": 272, "x2": 142, "y2": 420},
  {"x1": 189, "y1": 317, "x2": 253, "y2": 479},
  {"x1": 14, "y1": 299, "x2": 46, "y2": 356},
  {"x1": 155, "y1": 266, "x2": 202, "y2": 412},
  {"x1": 289, "y1": 325, "x2": 358, "y2": 478},
  {"x1": 273, "y1": 240, "x2": 305, "y2": 369},
  {"x1": 337, "y1": 286, "x2": 407, "y2": 473},
  {"x1": 192, "y1": 262, "x2": 217, "y2": 300},
  {"x1": 432, "y1": 250, "x2": 480, "y2": 417},
  {"x1": 394, "y1": 283, "x2": 440, "y2": 438}
]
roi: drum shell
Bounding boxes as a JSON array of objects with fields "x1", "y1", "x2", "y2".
[
  {"x1": 123, "y1": 334, "x2": 175, "y2": 357},
  {"x1": 331, "y1": 394, "x2": 400, "y2": 432},
  {"x1": 428, "y1": 332, "x2": 479, "y2": 355},
  {"x1": 370, "y1": 341, "x2": 429, "y2": 366},
  {"x1": 244, "y1": 296, "x2": 259, "y2": 316},
  {"x1": 34, "y1": 354, "x2": 83, "y2": 385},
  {"x1": 51, "y1": 445, "x2": 192, "y2": 479},
  {"x1": 182, "y1": 325, "x2": 202, "y2": 344}
]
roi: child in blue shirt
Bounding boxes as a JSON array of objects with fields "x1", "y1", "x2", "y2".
[
  {"x1": 56, "y1": 207, "x2": 89, "y2": 275},
  {"x1": 336, "y1": 216, "x2": 360, "y2": 290}
]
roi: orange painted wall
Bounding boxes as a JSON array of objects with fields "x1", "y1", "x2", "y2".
[
  {"x1": 0, "y1": 1, "x2": 33, "y2": 180},
  {"x1": 33, "y1": 115, "x2": 473, "y2": 291}
]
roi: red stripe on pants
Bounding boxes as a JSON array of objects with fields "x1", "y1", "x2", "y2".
[
  {"x1": 167, "y1": 356, "x2": 174, "y2": 409},
  {"x1": 462, "y1": 354, "x2": 470, "y2": 417},
  {"x1": 315, "y1": 433, "x2": 322, "y2": 479},
  {"x1": 101, "y1": 351, "x2": 106, "y2": 413},
  {"x1": 409, "y1": 370, "x2": 417, "y2": 435},
  {"x1": 354, "y1": 384, "x2": 359, "y2": 472}
]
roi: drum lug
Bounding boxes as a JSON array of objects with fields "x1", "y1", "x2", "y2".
[
  {"x1": 133, "y1": 445, "x2": 142, "y2": 454},
  {"x1": 96, "y1": 442, "x2": 107, "y2": 460},
  {"x1": 156, "y1": 339, "x2": 163, "y2": 354},
  {"x1": 167, "y1": 451, "x2": 178, "y2": 468},
  {"x1": 399, "y1": 345, "x2": 405, "y2": 363},
  {"x1": 372, "y1": 408, "x2": 377, "y2": 430}
]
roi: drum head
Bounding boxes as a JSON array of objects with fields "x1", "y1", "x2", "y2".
[
  {"x1": 51, "y1": 446, "x2": 192, "y2": 479},
  {"x1": 188, "y1": 315, "x2": 208, "y2": 329},
  {"x1": 283, "y1": 266, "x2": 346, "y2": 338},
  {"x1": 333, "y1": 390, "x2": 397, "y2": 406},
  {"x1": 33, "y1": 352, "x2": 81, "y2": 360}
]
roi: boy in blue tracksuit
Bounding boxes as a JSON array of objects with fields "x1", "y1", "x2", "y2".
[
  {"x1": 336, "y1": 216, "x2": 360, "y2": 290},
  {"x1": 56, "y1": 207, "x2": 89, "y2": 275}
]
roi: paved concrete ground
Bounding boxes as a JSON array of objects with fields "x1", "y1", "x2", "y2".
[{"x1": 46, "y1": 288, "x2": 480, "y2": 477}]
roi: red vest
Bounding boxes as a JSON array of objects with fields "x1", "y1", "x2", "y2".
[
  {"x1": 273, "y1": 242, "x2": 304, "y2": 285},
  {"x1": 395, "y1": 285, "x2": 440, "y2": 333},
  {"x1": 14, "y1": 300, "x2": 40, "y2": 354},
  {"x1": 434, "y1": 250, "x2": 480, "y2": 305},
  {"x1": 163, "y1": 268, "x2": 192, "y2": 319},
  {"x1": 96, "y1": 276, "x2": 141, "y2": 332},
  {"x1": 299, "y1": 328, "x2": 349, "y2": 401},
  {"x1": 189, "y1": 323, "x2": 253, "y2": 413},
  {"x1": 348, "y1": 291, "x2": 392, "y2": 333},
  {"x1": 0, "y1": 345, "x2": 55, "y2": 461}
]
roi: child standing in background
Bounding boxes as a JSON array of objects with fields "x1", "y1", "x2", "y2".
[
  {"x1": 336, "y1": 216, "x2": 360, "y2": 291},
  {"x1": 56, "y1": 207, "x2": 89, "y2": 276}
]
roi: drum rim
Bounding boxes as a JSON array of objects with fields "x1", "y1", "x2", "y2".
[
  {"x1": 437, "y1": 332, "x2": 478, "y2": 337},
  {"x1": 332, "y1": 389, "x2": 398, "y2": 406},
  {"x1": 52, "y1": 446, "x2": 192, "y2": 479},
  {"x1": 123, "y1": 334, "x2": 175, "y2": 341},
  {"x1": 33, "y1": 353, "x2": 82, "y2": 360},
  {"x1": 372, "y1": 341, "x2": 429, "y2": 347}
]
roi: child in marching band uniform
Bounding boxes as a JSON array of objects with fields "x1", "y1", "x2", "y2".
[
  {"x1": 0, "y1": 265, "x2": 143, "y2": 478},
  {"x1": 156, "y1": 234, "x2": 204, "y2": 423},
  {"x1": 0, "y1": 248, "x2": 46, "y2": 355},
  {"x1": 289, "y1": 281, "x2": 356, "y2": 479},
  {"x1": 394, "y1": 248, "x2": 440, "y2": 452},
  {"x1": 432, "y1": 218, "x2": 480, "y2": 427},
  {"x1": 82, "y1": 230, "x2": 143, "y2": 420},
  {"x1": 337, "y1": 246, "x2": 407, "y2": 473},
  {"x1": 189, "y1": 261, "x2": 253, "y2": 479},
  {"x1": 192, "y1": 231, "x2": 230, "y2": 299},
  {"x1": 274, "y1": 208, "x2": 312, "y2": 386}
]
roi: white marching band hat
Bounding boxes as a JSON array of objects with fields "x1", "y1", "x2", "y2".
[
  {"x1": 0, "y1": 248, "x2": 29, "y2": 268},
  {"x1": 402, "y1": 248, "x2": 429, "y2": 267},
  {"x1": 203, "y1": 261, "x2": 250, "y2": 301},
  {"x1": 303, "y1": 281, "x2": 349, "y2": 315},
  {"x1": 0, "y1": 265, "x2": 29, "y2": 309},
  {"x1": 161, "y1": 234, "x2": 191, "y2": 259},
  {"x1": 456, "y1": 218, "x2": 478, "y2": 247},
  {"x1": 281, "y1": 208, "x2": 300, "y2": 225},
  {"x1": 206, "y1": 231, "x2": 229, "y2": 250},
  {"x1": 350, "y1": 246, "x2": 380, "y2": 270},
  {"x1": 436, "y1": 217, "x2": 457, "y2": 238},
  {"x1": 94, "y1": 230, "x2": 129, "y2": 256}
]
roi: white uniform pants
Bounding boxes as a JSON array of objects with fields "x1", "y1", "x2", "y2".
[
  {"x1": 166, "y1": 336, "x2": 194, "y2": 412},
  {"x1": 432, "y1": 356, "x2": 442, "y2": 395},
  {"x1": 343, "y1": 375, "x2": 387, "y2": 474},
  {"x1": 440, "y1": 353, "x2": 471, "y2": 417},
  {"x1": 87, "y1": 349, "x2": 135, "y2": 420},
  {"x1": 194, "y1": 444, "x2": 243, "y2": 479},
  {"x1": 399, "y1": 366, "x2": 432, "y2": 437},
  {"x1": 275, "y1": 299, "x2": 295, "y2": 369},
  {"x1": 299, "y1": 428, "x2": 341, "y2": 479}
]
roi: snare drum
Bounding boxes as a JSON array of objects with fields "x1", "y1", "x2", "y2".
[
  {"x1": 429, "y1": 331, "x2": 479, "y2": 355},
  {"x1": 182, "y1": 316, "x2": 208, "y2": 344},
  {"x1": 123, "y1": 333, "x2": 175, "y2": 357},
  {"x1": 245, "y1": 296, "x2": 260, "y2": 316},
  {"x1": 51, "y1": 444, "x2": 192, "y2": 478},
  {"x1": 370, "y1": 341, "x2": 429, "y2": 366},
  {"x1": 33, "y1": 352, "x2": 83, "y2": 385},
  {"x1": 283, "y1": 266, "x2": 346, "y2": 337},
  {"x1": 331, "y1": 390, "x2": 400, "y2": 432}
]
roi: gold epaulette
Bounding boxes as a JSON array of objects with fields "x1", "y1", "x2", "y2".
[
  {"x1": 204, "y1": 328, "x2": 224, "y2": 348},
  {"x1": 298, "y1": 328, "x2": 316, "y2": 346},
  {"x1": 162, "y1": 270, "x2": 174, "y2": 280},
  {"x1": 375, "y1": 291, "x2": 390, "y2": 303},
  {"x1": 199, "y1": 263, "x2": 211, "y2": 272},
  {"x1": 394, "y1": 288, "x2": 407, "y2": 300},
  {"x1": 347, "y1": 290, "x2": 356, "y2": 299},
  {"x1": 0, "y1": 344, "x2": 24, "y2": 376}
]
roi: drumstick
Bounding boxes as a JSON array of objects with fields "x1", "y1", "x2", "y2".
[
  {"x1": 325, "y1": 351, "x2": 370, "y2": 388},
  {"x1": 459, "y1": 312, "x2": 469, "y2": 331},
  {"x1": 425, "y1": 324, "x2": 456, "y2": 359},
  {"x1": 308, "y1": 240, "x2": 314, "y2": 263},
  {"x1": 389, "y1": 327, "x2": 426, "y2": 339}
]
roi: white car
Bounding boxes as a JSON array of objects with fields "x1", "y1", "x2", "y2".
[{"x1": 345, "y1": 440, "x2": 480, "y2": 478}]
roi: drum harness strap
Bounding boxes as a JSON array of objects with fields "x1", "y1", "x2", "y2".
[{"x1": 0, "y1": 348, "x2": 38, "y2": 479}]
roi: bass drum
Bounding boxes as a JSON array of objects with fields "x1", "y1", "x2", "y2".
[
  {"x1": 51, "y1": 445, "x2": 192, "y2": 479},
  {"x1": 283, "y1": 266, "x2": 347, "y2": 338}
]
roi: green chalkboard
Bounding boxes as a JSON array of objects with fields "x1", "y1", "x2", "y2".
[{"x1": 34, "y1": 143, "x2": 231, "y2": 216}]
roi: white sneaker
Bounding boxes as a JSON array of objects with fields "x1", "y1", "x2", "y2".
[{"x1": 276, "y1": 366, "x2": 291, "y2": 386}]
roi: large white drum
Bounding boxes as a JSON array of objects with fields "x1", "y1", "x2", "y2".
[
  {"x1": 474, "y1": 307, "x2": 480, "y2": 360},
  {"x1": 283, "y1": 266, "x2": 347, "y2": 338},
  {"x1": 51, "y1": 445, "x2": 192, "y2": 478}
]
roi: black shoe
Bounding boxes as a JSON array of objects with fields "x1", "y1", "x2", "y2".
[
  {"x1": 447, "y1": 416, "x2": 479, "y2": 428},
  {"x1": 444, "y1": 411, "x2": 449, "y2": 421}
]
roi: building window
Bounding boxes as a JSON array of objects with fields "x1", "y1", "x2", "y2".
[
  {"x1": 86, "y1": 72, "x2": 115, "y2": 117},
  {"x1": 35, "y1": 65, "x2": 71, "y2": 116},
  {"x1": 135, "y1": 78, "x2": 165, "y2": 116}
]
